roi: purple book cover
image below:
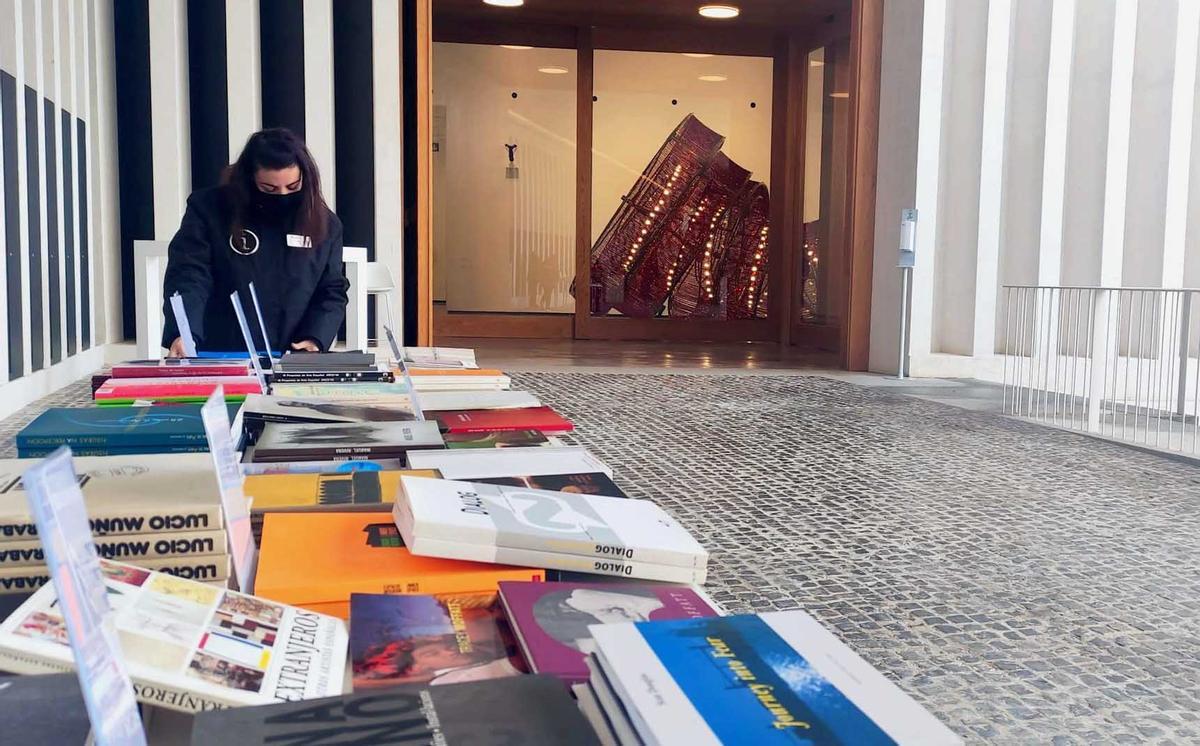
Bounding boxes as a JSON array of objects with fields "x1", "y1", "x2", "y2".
[{"x1": 498, "y1": 581, "x2": 717, "y2": 684}]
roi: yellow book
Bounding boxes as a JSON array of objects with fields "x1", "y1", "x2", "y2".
[{"x1": 245, "y1": 469, "x2": 440, "y2": 512}]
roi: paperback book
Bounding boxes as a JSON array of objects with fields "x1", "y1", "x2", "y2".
[
  {"x1": 0, "y1": 554, "x2": 232, "y2": 595},
  {"x1": 395, "y1": 476, "x2": 708, "y2": 577},
  {"x1": 239, "y1": 458, "x2": 407, "y2": 475},
  {"x1": 94, "y1": 376, "x2": 263, "y2": 404},
  {"x1": 417, "y1": 390, "x2": 541, "y2": 411},
  {"x1": 407, "y1": 446, "x2": 614, "y2": 479},
  {"x1": 589, "y1": 611, "x2": 962, "y2": 745},
  {"x1": 274, "y1": 351, "x2": 377, "y2": 370},
  {"x1": 189, "y1": 675, "x2": 599, "y2": 745},
  {"x1": 250, "y1": 421, "x2": 444, "y2": 462},
  {"x1": 241, "y1": 394, "x2": 417, "y2": 424},
  {"x1": 498, "y1": 580, "x2": 717, "y2": 684},
  {"x1": 16, "y1": 404, "x2": 240, "y2": 452},
  {"x1": 269, "y1": 382, "x2": 415, "y2": 400},
  {"x1": 0, "y1": 560, "x2": 348, "y2": 713},
  {"x1": 474, "y1": 473, "x2": 627, "y2": 498},
  {"x1": 111, "y1": 359, "x2": 252, "y2": 378},
  {"x1": 244, "y1": 469, "x2": 439, "y2": 513},
  {"x1": 0, "y1": 528, "x2": 227, "y2": 567},
  {"x1": 0, "y1": 453, "x2": 223, "y2": 542},
  {"x1": 401, "y1": 347, "x2": 478, "y2": 369},
  {"x1": 435, "y1": 406, "x2": 573, "y2": 434},
  {"x1": 349, "y1": 592, "x2": 526, "y2": 689},
  {"x1": 444, "y1": 430, "x2": 554, "y2": 449},
  {"x1": 254, "y1": 513, "x2": 545, "y2": 619}
]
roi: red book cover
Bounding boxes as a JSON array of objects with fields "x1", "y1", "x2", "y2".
[
  {"x1": 434, "y1": 406, "x2": 573, "y2": 434},
  {"x1": 111, "y1": 359, "x2": 252, "y2": 378},
  {"x1": 95, "y1": 376, "x2": 263, "y2": 400}
]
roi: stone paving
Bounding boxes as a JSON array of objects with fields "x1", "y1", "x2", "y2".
[{"x1": 3, "y1": 372, "x2": 1200, "y2": 743}]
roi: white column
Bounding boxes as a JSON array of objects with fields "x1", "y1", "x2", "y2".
[
  {"x1": 227, "y1": 0, "x2": 262, "y2": 158},
  {"x1": 64, "y1": 0, "x2": 81, "y2": 352},
  {"x1": 90, "y1": 0, "x2": 120, "y2": 345},
  {"x1": 1162, "y1": 0, "x2": 1199, "y2": 288},
  {"x1": 47, "y1": 0, "x2": 64, "y2": 361},
  {"x1": 906, "y1": 0, "x2": 948, "y2": 362},
  {"x1": 1036, "y1": 0, "x2": 1076, "y2": 286},
  {"x1": 973, "y1": 0, "x2": 1012, "y2": 357},
  {"x1": 12, "y1": 0, "x2": 32, "y2": 375},
  {"x1": 303, "y1": 0, "x2": 335, "y2": 207},
  {"x1": 374, "y1": 0, "x2": 403, "y2": 343},
  {"x1": 148, "y1": 0, "x2": 190, "y2": 238},
  {"x1": 26, "y1": 0, "x2": 48, "y2": 368},
  {"x1": 1098, "y1": 0, "x2": 1138, "y2": 287},
  {"x1": 75, "y1": 0, "x2": 92, "y2": 348},
  {"x1": 0, "y1": 0, "x2": 18, "y2": 381}
]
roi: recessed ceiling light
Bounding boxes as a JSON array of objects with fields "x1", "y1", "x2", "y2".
[
  {"x1": 539, "y1": 66, "x2": 570, "y2": 75},
  {"x1": 501, "y1": 45, "x2": 533, "y2": 50},
  {"x1": 698, "y1": 74, "x2": 728, "y2": 82},
  {"x1": 483, "y1": 0, "x2": 524, "y2": 6},
  {"x1": 698, "y1": 4, "x2": 739, "y2": 19},
  {"x1": 682, "y1": 53, "x2": 713, "y2": 58},
  {"x1": 830, "y1": 91, "x2": 850, "y2": 98}
]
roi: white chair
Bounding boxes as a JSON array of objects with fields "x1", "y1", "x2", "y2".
[{"x1": 364, "y1": 261, "x2": 400, "y2": 347}]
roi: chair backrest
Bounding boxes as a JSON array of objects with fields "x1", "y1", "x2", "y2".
[{"x1": 364, "y1": 262, "x2": 397, "y2": 293}]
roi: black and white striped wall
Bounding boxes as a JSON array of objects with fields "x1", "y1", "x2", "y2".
[
  {"x1": 112, "y1": 0, "x2": 406, "y2": 342},
  {"x1": 0, "y1": 0, "x2": 116, "y2": 420}
]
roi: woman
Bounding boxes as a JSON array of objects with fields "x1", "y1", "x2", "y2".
[{"x1": 162, "y1": 128, "x2": 348, "y2": 356}]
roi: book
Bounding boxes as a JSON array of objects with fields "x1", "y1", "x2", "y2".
[
  {"x1": 411, "y1": 376, "x2": 512, "y2": 392},
  {"x1": 0, "y1": 527, "x2": 228, "y2": 567},
  {"x1": 435, "y1": 406, "x2": 573, "y2": 434},
  {"x1": 408, "y1": 446, "x2": 614, "y2": 479},
  {"x1": 267, "y1": 369, "x2": 395, "y2": 384},
  {"x1": 240, "y1": 458, "x2": 408, "y2": 475},
  {"x1": 241, "y1": 394, "x2": 418, "y2": 424},
  {"x1": 499, "y1": 581, "x2": 717, "y2": 684},
  {"x1": 395, "y1": 476, "x2": 708, "y2": 570},
  {"x1": 275, "y1": 351, "x2": 376, "y2": 370},
  {"x1": 0, "y1": 560, "x2": 347, "y2": 713},
  {"x1": 16, "y1": 404, "x2": 239, "y2": 450},
  {"x1": 0, "y1": 672, "x2": 92, "y2": 745},
  {"x1": 250, "y1": 421, "x2": 444, "y2": 462},
  {"x1": 417, "y1": 390, "x2": 541, "y2": 411},
  {"x1": 589, "y1": 611, "x2": 962, "y2": 745},
  {"x1": 585, "y1": 654, "x2": 644, "y2": 746},
  {"x1": 269, "y1": 382, "x2": 415, "y2": 400},
  {"x1": 349, "y1": 592, "x2": 526, "y2": 689},
  {"x1": 444, "y1": 430, "x2": 553, "y2": 449},
  {"x1": 401, "y1": 347, "x2": 478, "y2": 369},
  {"x1": 573, "y1": 681, "x2": 621, "y2": 746},
  {"x1": 0, "y1": 453, "x2": 223, "y2": 542},
  {"x1": 189, "y1": 675, "x2": 599, "y2": 745},
  {"x1": 244, "y1": 469, "x2": 440, "y2": 512},
  {"x1": 254, "y1": 513, "x2": 545, "y2": 619},
  {"x1": 111, "y1": 359, "x2": 252, "y2": 378},
  {"x1": 94, "y1": 376, "x2": 263, "y2": 403},
  {"x1": 18, "y1": 443, "x2": 211, "y2": 458},
  {"x1": 474, "y1": 473, "x2": 628, "y2": 499},
  {"x1": 0, "y1": 554, "x2": 232, "y2": 594}
]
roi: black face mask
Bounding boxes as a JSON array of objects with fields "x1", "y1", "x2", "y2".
[{"x1": 254, "y1": 190, "x2": 303, "y2": 221}]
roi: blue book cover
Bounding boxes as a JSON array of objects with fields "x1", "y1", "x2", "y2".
[
  {"x1": 17, "y1": 404, "x2": 241, "y2": 449},
  {"x1": 635, "y1": 615, "x2": 897, "y2": 745}
]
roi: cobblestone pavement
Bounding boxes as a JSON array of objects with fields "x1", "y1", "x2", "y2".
[{"x1": 3, "y1": 372, "x2": 1199, "y2": 743}]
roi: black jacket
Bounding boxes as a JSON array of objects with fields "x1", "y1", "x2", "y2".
[{"x1": 161, "y1": 186, "x2": 349, "y2": 353}]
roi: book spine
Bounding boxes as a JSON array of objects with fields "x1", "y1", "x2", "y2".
[
  {"x1": 0, "y1": 507, "x2": 224, "y2": 543},
  {"x1": 0, "y1": 529, "x2": 228, "y2": 567},
  {"x1": 269, "y1": 372, "x2": 394, "y2": 383},
  {"x1": 17, "y1": 444, "x2": 209, "y2": 457},
  {"x1": 0, "y1": 558, "x2": 230, "y2": 593},
  {"x1": 17, "y1": 431, "x2": 208, "y2": 447}
]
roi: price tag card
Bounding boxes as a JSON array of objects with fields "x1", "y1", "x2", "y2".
[
  {"x1": 201, "y1": 389, "x2": 257, "y2": 593},
  {"x1": 230, "y1": 290, "x2": 268, "y2": 393},
  {"x1": 169, "y1": 292, "x2": 198, "y2": 358},
  {"x1": 21, "y1": 448, "x2": 147, "y2": 746}
]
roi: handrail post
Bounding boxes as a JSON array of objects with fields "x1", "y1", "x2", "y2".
[
  {"x1": 1087, "y1": 288, "x2": 1110, "y2": 433},
  {"x1": 1177, "y1": 291, "x2": 1192, "y2": 416}
]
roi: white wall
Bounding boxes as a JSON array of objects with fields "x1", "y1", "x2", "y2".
[{"x1": 873, "y1": 0, "x2": 1200, "y2": 378}]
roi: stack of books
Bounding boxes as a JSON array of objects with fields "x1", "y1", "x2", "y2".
[
  {"x1": 244, "y1": 420, "x2": 445, "y2": 464},
  {"x1": 0, "y1": 454, "x2": 232, "y2": 594},
  {"x1": 93, "y1": 357, "x2": 261, "y2": 405},
  {"x1": 269, "y1": 351, "x2": 394, "y2": 383}
]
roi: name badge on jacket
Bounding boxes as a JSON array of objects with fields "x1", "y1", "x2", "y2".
[{"x1": 286, "y1": 234, "x2": 313, "y2": 248}]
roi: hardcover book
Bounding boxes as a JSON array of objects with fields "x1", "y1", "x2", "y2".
[
  {"x1": 434, "y1": 406, "x2": 573, "y2": 434},
  {"x1": 349, "y1": 592, "x2": 526, "y2": 689},
  {"x1": 0, "y1": 560, "x2": 347, "y2": 713},
  {"x1": 189, "y1": 675, "x2": 599, "y2": 745},
  {"x1": 499, "y1": 581, "x2": 717, "y2": 684},
  {"x1": 94, "y1": 376, "x2": 263, "y2": 403},
  {"x1": 0, "y1": 453, "x2": 223, "y2": 542},
  {"x1": 0, "y1": 528, "x2": 227, "y2": 567},
  {"x1": 444, "y1": 430, "x2": 553, "y2": 449},
  {"x1": 395, "y1": 476, "x2": 708, "y2": 571},
  {"x1": 241, "y1": 394, "x2": 417, "y2": 424},
  {"x1": 250, "y1": 421, "x2": 444, "y2": 462},
  {"x1": 589, "y1": 611, "x2": 962, "y2": 745},
  {"x1": 244, "y1": 469, "x2": 439, "y2": 512},
  {"x1": 111, "y1": 359, "x2": 252, "y2": 378},
  {"x1": 407, "y1": 446, "x2": 614, "y2": 479},
  {"x1": 254, "y1": 513, "x2": 544, "y2": 619},
  {"x1": 16, "y1": 404, "x2": 239, "y2": 450},
  {"x1": 0, "y1": 554, "x2": 232, "y2": 594},
  {"x1": 275, "y1": 351, "x2": 376, "y2": 370}
]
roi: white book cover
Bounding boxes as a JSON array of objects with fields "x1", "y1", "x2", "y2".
[
  {"x1": 589, "y1": 610, "x2": 962, "y2": 746},
  {"x1": 269, "y1": 382, "x2": 414, "y2": 400},
  {"x1": 403, "y1": 346, "x2": 478, "y2": 369},
  {"x1": 0, "y1": 560, "x2": 347, "y2": 713},
  {"x1": 397, "y1": 476, "x2": 707, "y2": 569},
  {"x1": 410, "y1": 377, "x2": 511, "y2": 392},
  {"x1": 586, "y1": 655, "x2": 645, "y2": 746},
  {"x1": 406, "y1": 446, "x2": 613, "y2": 479},
  {"x1": 416, "y1": 390, "x2": 541, "y2": 411}
]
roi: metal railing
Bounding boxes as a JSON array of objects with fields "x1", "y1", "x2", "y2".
[{"x1": 1001, "y1": 286, "x2": 1200, "y2": 454}]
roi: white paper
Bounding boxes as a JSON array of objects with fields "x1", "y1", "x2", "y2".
[
  {"x1": 229, "y1": 291, "x2": 268, "y2": 394},
  {"x1": 200, "y1": 389, "x2": 257, "y2": 593},
  {"x1": 21, "y1": 448, "x2": 147, "y2": 746},
  {"x1": 169, "y1": 292, "x2": 198, "y2": 358}
]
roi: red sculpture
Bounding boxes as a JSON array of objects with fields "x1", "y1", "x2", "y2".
[{"x1": 580, "y1": 115, "x2": 769, "y2": 319}]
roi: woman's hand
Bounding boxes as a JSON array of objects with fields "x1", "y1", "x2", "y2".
[
  {"x1": 167, "y1": 338, "x2": 187, "y2": 358},
  {"x1": 290, "y1": 339, "x2": 320, "y2": 353}
]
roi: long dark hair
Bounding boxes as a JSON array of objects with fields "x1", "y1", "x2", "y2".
[{"x1": 224, "y1": 128, "x2": 329, "y2": 245}]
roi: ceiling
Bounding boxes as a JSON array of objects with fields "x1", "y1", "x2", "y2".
[{"x1": 433, "y1": 0, "x2": 851, "y2": 31}]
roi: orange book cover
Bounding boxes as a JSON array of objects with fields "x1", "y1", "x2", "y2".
[{"x1": 254, "y1": 513, "x2": 544, "y2": 618}]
